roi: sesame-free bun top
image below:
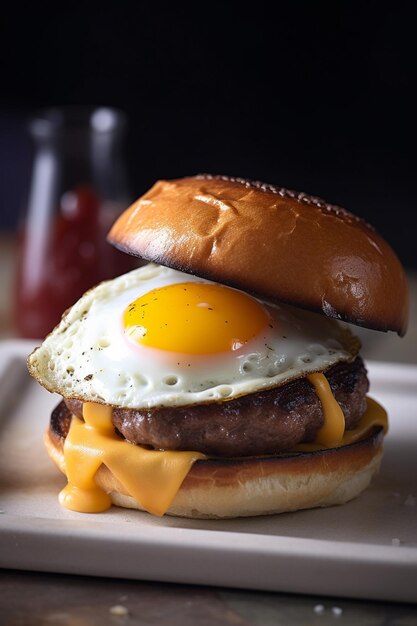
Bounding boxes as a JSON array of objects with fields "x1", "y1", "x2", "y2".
[{"x1": 108, "y1": 175, "x2": 409, "y2": 335}]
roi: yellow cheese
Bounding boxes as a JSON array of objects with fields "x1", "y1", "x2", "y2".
[
  {"x1": 58, "y1": 380, "x2": 388, "y2": 516},
  {"x1": 307, "y1": 372, "x2": 346, "y2": 447},
  {"x1": 60, "y1": 402, "x2": 205, "y2": 516},
  {"x1": 293, "y1": 396, "x2": 388, "y2": 452}
]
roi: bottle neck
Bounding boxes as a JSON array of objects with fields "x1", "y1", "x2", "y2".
[{"x1": 29, "y1": 107, "x2": 130, "y2": 203}]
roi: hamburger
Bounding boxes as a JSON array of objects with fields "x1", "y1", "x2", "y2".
[{"x1": 28, "y1": 174, "x2": 409, "y2": 518}]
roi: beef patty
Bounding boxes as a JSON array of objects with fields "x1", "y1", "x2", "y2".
[{"x1": 56, "y1": 357, "x2": 368, "y2": 457}]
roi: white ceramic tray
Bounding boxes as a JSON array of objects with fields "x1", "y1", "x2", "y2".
[{"x1": 0, "y1": 339, "x2": 416, "y2": 603}]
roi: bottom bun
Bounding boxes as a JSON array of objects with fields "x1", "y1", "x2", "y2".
[{"x1": 44, "y1": 426, "x2": 384, "y2": 519}]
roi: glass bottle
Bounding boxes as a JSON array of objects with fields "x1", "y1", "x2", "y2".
[{"x1": 15, "y1": 107, "x2": 137, "y2": 338}]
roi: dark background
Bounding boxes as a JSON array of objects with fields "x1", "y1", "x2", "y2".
[{"x1": 1, "y1": 4, "x2": 416, "y2": 268}]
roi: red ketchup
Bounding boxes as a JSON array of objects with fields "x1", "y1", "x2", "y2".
[{"x1": 15, "y1": 185, "x2": 136, "y2": 339}]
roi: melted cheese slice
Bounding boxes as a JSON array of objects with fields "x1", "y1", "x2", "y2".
[
  {"x1": 60, "y1": 402, "x2": 206, "y2": 516},
  {"x1": 59, "y1": 375, "x2": 388, "y2": 517},
  {"x1": 307, "y1": 372, "x2": 346, "y2": 447},
  {"x1": 294, "y1": 395, "x2": 388, "y2": 452}
]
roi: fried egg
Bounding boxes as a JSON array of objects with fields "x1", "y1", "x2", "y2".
[{"x1": 29, "y1": 263, "x2": 358, "y2": 408}]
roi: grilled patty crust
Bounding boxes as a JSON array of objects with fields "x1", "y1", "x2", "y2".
[{"x1": 56, "y1": 357, "x2": 368, "y2": 457}]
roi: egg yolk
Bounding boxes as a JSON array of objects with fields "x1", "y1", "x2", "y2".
[{"x1": 123, "y1": 282, "x2": 271, "y2": 354}]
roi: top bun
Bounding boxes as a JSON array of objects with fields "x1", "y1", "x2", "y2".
[{"x1": 108, "y1": 174, "x2": 409, "y2": 335}]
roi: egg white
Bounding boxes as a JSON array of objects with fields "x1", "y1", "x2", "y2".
[{"x1": 29, "y1": 263, "x2": 356, "y2": 408}]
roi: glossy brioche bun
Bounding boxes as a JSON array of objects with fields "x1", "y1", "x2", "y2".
[
  {"x1": 108, "y1": 175, "x2": 409, "y2": 336},
  {"x1": 44, "y1": 425, "x2": 384, "y2": 519}
]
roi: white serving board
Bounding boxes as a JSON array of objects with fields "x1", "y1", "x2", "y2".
[{"x1": 0, "y1": 340, "x2": 416, "y2": 603}]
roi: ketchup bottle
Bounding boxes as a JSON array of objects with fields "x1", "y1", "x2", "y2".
[{"x1": 15, "y1": 107, "x2": 137, "y2": 339}]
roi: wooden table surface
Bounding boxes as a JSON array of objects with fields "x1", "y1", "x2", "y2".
[{"x1": 1, "y1": 233, "x2": 417, "y2": 625}]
